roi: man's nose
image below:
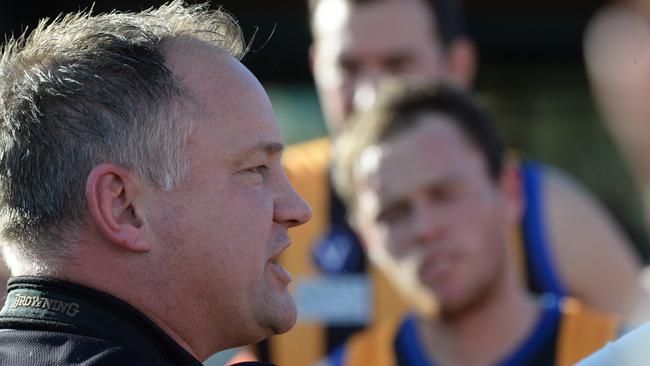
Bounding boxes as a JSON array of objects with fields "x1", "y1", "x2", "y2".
[
  {"x1": 351, "y1": 64, "x2": 392, "y2": 114},
  {"x1": 274, "y1": 177, "x2": 312, "y2": 228},
  {"x1": 352, "y1": 77, "x2": 379, "y2": 114}
]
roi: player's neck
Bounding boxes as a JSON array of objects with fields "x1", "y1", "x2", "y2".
[{"x1": 419, "y1": 268, "x2": 539, "y2": 366}]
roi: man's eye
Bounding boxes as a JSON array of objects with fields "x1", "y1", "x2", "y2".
[
  {"x1": 384, "y1": 57, "x2": 411, "y2": 74},
  {"x1": 377, "y1": 203, "x2": 409, "y2": 224},
  {"x1": 248, "y1": 165, "x2": 269, "y2": 175},
  {"x1": 339, "y1": 58, "x2": 359, "y2": 76},
  {"x1": 429, "y1": 184, "x2": 461, "y2": 204}
]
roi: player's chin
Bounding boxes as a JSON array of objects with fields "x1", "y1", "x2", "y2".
[{"x1": 437, "y1": 292, "x2": 478, "y2": 320}]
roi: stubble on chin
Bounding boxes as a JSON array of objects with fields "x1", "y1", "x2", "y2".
[{"x1": 256, "y1": 291, "x2": 297, "y2": 336}]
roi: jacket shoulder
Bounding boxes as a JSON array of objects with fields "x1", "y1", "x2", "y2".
[{"x1": 0, "y1": 329, "x2": 171, "y2": 366}]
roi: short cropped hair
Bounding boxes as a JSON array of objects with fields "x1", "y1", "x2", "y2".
[
  {"x1": 333, "y1": 81, "x2": 505, "y2": 214},
  {"x1": 0, "y1": 0, "x2": 245, "y2": 273},
  {"x1": 308, "y1": 0, "x2": 466, "y2": 47}
]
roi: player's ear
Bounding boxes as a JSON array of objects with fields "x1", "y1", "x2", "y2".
[
  {"x1": 85, "y1": 164, "x2": 150, "y2": 252},
  {"x1": 446, "y1": 37, "x2": 478, "y2": 89}
]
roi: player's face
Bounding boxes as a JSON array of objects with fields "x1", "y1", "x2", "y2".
[
  {"x1": 353, "y1": 115, "x2": 517, "y2": 316},
  {"x1": 311, "y1": 0, "x2": 449, "y2": 134}
]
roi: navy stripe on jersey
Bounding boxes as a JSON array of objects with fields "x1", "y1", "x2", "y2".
[
  {"x1": 393, "y1": 294, "x2": 561, "y2": 366},
  {"x1": 521, "y1": 161, "x2": 568, "y2": 296}
]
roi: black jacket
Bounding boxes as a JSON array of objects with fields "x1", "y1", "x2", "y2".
[{"x1": 0, "y1": 276, "x2": 273, "y2": 366}]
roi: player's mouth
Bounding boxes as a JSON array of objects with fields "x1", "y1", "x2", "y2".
[{"x1": 418, "y1": 252, "x2": 459, "y2": 287}]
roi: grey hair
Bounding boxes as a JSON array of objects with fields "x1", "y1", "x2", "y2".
[{"x1": 0, "y1": 0, "x2": 246, "y2": 274}]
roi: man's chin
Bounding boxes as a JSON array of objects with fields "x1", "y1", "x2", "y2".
[
  {"x1": 437, "y1": 289, "x2": 491, "y2": 322},
  {"x1": 262, "y1": 295, "x2": 297, "y2": 335},
  {"x1": 437, "y1": 301, "x2": 469, "y2": 321},
  {"x1": 269, "y1": 315, "x2": 296, "y2": 335}
]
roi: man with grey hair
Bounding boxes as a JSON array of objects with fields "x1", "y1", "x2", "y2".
[{"x1": 0, "y1": 1, "x2": 311, "y2": 365}]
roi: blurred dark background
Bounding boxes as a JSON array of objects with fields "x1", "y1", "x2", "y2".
[
  {"x1": 0, "y1": 1, "x2": 610, "y2": 80},
  {"x1": 1, "y1": 0, "x2": 646, "y2": 261}
]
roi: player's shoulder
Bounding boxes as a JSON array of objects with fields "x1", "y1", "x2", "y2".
[
  {"x1": 575, "y1": 321, "x2": 650, "y2": 366},
  {"x1": 321, "y1": 315, "x2": 402, "y2": 366}
]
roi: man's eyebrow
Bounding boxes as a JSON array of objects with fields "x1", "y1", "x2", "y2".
[
  {"x1": 258, "y1": 141, "x2": 285, "y2": 155},
  {"x1": 377, "y1": 175, "x2": 459, "y2": 208},
  {"x1": 232, "y1": 141, "x2": 285, "y2": 166}
]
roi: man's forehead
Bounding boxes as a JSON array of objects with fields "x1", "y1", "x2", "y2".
[
  {"x1": 312, "y1": 0, "x2": 351, "y2": 38},
  {"x1": 355, "y1": 120, "x2": 471, "y2": 198},
  {"x1": 313, "y1": 0, "x2": 439, "y2": 45},
  {"x1": 364, "y1": 116, "x2": 466, "y2": 166},
  {"x1": 356, "y1": 141, "x2": 410, "y2": 206},
  {"x1": 171, "y1": 44, "x2": 282, "y2": 162}
]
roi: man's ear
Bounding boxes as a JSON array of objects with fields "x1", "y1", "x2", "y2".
[
  {"x1": 85, "y1": 164, "x2": 150, "y2": 252},
  {"x1": 446, "y1": 37, "x2": 478, "y2": 89}
]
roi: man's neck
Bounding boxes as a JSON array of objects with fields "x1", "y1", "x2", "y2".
[
  {"x1": 145, "y1": 309, "x2": 201, "y2": 359},
  {"x1": 57, "y1": 262, "x2": 207, "y2": 361},
  {"x1": 417, "y1": 275, "x2": 540, "y2": 366}
]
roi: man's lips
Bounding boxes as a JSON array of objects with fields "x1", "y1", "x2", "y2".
[
  {"x1": 268, "y1": 241, "x2": 292, "y2": 284},
  {"x1": 269, "y1": 261, "x2": 293, "y2": 284}
]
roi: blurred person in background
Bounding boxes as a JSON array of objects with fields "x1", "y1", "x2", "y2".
[
  {"x1": 0, "y1": 1, "x2": 310, "y2": 365},
  {"x1": 577, "y1": 1, "x2": 650, "y2": 364},
  {"x1": 256, "y1": 0, "x2": 644, "y2": 365},
  {"x1": 585, "y1": 0, "x2": 650, "y2": 231},
  {"x1": 326, "y1": 80, "x2": 618, "y2": 366}
]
